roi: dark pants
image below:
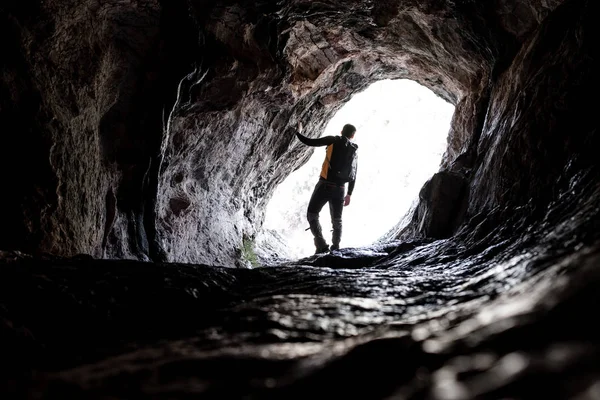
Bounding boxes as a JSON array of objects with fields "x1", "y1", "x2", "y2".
[{"x1": 307, "y1": 179, "x2": 345, "y2": 248}]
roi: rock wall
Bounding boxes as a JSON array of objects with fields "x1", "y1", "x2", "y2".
[
  {"x1": 469, "y1": 0, "x2": 599, "y2": 214},
  {"x1": 0, "y1": 0, "x2": 568, "y2": 265},
  {"x1": 408, "y1": 0, "x2": 599, "y2": 242},
  {"x1": 0, "y1": 0, "x2": 200, "y2": 261}
]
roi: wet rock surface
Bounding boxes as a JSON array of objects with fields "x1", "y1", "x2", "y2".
[{"x1": 1, "y1": 166, "x2": 600, "y2": 399}]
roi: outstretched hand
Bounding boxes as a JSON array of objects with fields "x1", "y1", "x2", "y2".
[{"x1": 344, "y1": 195, "x2": 351, "y2": 206}]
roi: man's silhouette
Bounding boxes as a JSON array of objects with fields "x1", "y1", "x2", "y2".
[{"x1": 296, "y1": 123, "x2": 358, "y2": 253}]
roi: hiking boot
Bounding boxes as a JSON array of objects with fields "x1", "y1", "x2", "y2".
[
  {"x1": 315, "y1": 244, "x2": 330, "y2": 254},
  {"x1": 330, "y1": 244, "x2": 340, "y2": 251},
  {"x1": 313, "y1": 236, "x2": 329, "y2": 254}
]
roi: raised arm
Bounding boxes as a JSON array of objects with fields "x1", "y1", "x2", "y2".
[{"x1": 296, "y1": 132, "x2": 337, "y2": 147}]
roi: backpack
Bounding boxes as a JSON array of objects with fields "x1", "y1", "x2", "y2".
[{"x1": 328, "y1": 137, "x2": 358, "y2": 182}]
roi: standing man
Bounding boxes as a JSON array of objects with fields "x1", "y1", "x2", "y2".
[{"x1": 296, "y1": 122, "x2": 358, "y2": 253}]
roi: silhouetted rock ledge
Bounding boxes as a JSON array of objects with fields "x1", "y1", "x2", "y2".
[{"x1": 2, "y1": 0, "x2": 600, "y2": 398}]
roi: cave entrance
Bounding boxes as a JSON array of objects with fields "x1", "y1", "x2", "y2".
[{"x1": 264, "y1": 79, "x2": 455, "y2": 259}]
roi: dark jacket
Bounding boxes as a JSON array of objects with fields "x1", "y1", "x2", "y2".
[{"x1": 296, "y1": 132, "x2": 357, "y2": 195}]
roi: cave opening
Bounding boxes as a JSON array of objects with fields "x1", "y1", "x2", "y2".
[{"x1": 262, "y1": 79, "x2": 455, "y2": 259}]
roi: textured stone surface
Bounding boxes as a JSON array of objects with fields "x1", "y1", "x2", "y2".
[
  {"x1": 0, "y1": 0, "x2": 565, "y2": 265},
  {"x1": 0, "y1": 0, "x2": 198, "y2": 261},
  {"x1": 1, "y1": 164, "x2": 599, "y2": 398}
]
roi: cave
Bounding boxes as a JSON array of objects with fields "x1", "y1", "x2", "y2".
[{"x1": 1, "y1": 0, "x2": 599, "y2": 398}]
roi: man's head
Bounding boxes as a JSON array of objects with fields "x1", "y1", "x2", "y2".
[{"x1": 341, "y1": 124, "x2": 356, "y2": 139}]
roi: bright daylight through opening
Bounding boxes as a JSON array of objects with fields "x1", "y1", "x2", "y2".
[{"x1": 264, "y1": 79, "x2": 455, "y2": 258}]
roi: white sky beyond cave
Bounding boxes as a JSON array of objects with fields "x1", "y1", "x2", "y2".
[{"x1": 264, "y1": 79, "x2": 455, "y2": 258}]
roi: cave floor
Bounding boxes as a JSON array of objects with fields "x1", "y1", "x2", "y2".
[{"x1": 2, "y1": 189, "x2": 600, "y2": 399}]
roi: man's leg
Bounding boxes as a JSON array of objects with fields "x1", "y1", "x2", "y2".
[
  {"x1": 329, "y1": 186, "x2": 345, "y2": 250},
  {"x1": 307, "y1": 181, "x2": 330, "y2": 253}
]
